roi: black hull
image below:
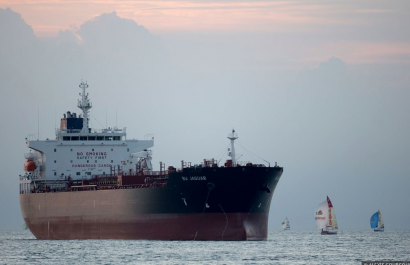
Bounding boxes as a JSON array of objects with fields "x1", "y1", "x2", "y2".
[{"x1": 21, "y1": 166, "x2": 283, "y2": 240}]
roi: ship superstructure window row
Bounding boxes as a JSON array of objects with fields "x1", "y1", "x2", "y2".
[{"x1": 62, "y1": 136, "x2": 123, "y2": 141}]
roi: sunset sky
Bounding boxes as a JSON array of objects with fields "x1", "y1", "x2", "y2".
[{"x1": 1, "y1": 0, "x2": 410, "y2": 65}]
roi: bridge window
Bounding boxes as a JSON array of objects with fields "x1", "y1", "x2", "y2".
[
  {"x1": 71, "y1": 136, "x2": 79, "y2": 141},
  {"x1": 113, "y1": 136, "x2": 121, "y2": 141},
  {"x1": 54, "y1": 172, "x2": 57, "y2": 176},
  {"x1": 63, "y1": 136, "x2": 70, "y2": 141},
  {"x1": 80, "y1": 136, "x2": 87, "y2": 141},
  {"x1": 105, "y1": 136, "x2": 113, "y2": 141},
  {"x1": 88, "y1": 136, "x2": 96, "y2": 141},
  {"x1": 76, "y1": 172, "x2": 81, "y2": 175},
  {"x1": 97, "y1": 136, "x2": 104, "y2": 141}
]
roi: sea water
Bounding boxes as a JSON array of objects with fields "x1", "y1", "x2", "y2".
[{"x1": 0, "y1": 230, "x2": 409, "y2": 264}]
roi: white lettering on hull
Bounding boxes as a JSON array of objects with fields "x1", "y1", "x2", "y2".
[
  {"x1": 72, "y1": 164, "x2": 113, "y2": 168},
  {"x1": 181, "y1": 176, "x2": 207, "y2": 181}
]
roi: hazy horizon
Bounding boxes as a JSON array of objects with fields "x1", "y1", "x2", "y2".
[{"x1": 0, "y1": 2, "x2": 409, "y2": 231}]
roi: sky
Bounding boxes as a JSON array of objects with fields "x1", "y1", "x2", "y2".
[{"x1": 0, "y1": 1, "x2": 409, "y2": 232}]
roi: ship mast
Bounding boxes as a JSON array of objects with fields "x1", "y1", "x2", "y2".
[
  {"x1": 77, "y1": 81, "x2": 92, "y2": 133},
  {"x1": 227, "y1": 129, "x2": 238, "y2": 165}
]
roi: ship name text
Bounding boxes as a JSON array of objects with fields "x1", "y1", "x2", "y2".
[{"x1": 182, "y1": 176, "x2": 207, "y2": 181}]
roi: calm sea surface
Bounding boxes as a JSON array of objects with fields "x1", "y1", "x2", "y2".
[{"x1": 0, "y1": 230, "x2": 409, "y2": 264}]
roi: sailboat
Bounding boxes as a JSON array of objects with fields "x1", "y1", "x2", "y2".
[
  {"x1": 370, "y1": 210, "x2": 384, "y2": 232},
  {"x1": 315, "y1": 196, "x2": 338, "y2": 235},
  {"x1": 282, "y1": 217, "x2": 290, "y2": 230}
]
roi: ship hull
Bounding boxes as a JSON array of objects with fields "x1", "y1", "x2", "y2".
[
  {"x1": 21, "y1": 166, "x2": 283, "y2": 240},
  {"x1": 21, "y1": 212, "x2": 268, "y2": 240}
]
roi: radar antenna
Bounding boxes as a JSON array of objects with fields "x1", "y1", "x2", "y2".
[{"x1": 78, "y1": 81, "x2": 92, "y2": 133}]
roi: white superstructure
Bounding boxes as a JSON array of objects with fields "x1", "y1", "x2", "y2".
[{"x1": 24, "y1": 81, "x2": 154, "y2": 181}]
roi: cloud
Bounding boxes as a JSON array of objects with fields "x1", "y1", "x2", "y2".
[
  {"x1": 77, "y1": 11, "x2": 152, "y2": 47},
  {"x1": 57, "y1": 29, "x2": 81, "y2": 44},
  {"x1": 353, "y1": 9, "x2": 394, "y2": 14},
  {"x1": 317, "y1": 57, "x2": 347, "y2": 79},
  {"x1": 0, "y1": 7, "x2": 36, "y2": 45},
  {"x1": 71, "y1": 11, "x2": 164, "y2": 78}
]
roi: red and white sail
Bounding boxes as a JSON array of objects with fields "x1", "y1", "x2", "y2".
[
  {"x1": 326, "y1": 196, "x2": 338, "y2": 230},
  {"x1": 315, "y1": 196, "x2": 338, "y2": 231}
]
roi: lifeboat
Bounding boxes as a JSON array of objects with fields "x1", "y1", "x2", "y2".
[{"x1": 24, "y1": 160, "x2": 36, "y2": 171}]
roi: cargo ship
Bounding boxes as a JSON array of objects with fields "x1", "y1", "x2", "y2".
[{"x1": 19, "y1": 81, "x2": 284, "y2": 240}]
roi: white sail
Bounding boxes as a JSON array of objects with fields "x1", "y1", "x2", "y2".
[
  {"x1": 378, "y1": 210, "x2": 384, "y2": 228},
  {"x1": 282, "y1": 217, "x2": 290, "y2": 229},
  {"x1": 315, "y1": 200, "x2": 328, "y2": 229}
]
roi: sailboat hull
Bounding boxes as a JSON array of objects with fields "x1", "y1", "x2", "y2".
[
  {"x1": 374, "y1": 228, "x2": 384, "y2": 232},
  {"x1": 321, "y1": 230, "x2": 337, "y2": 235}
]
